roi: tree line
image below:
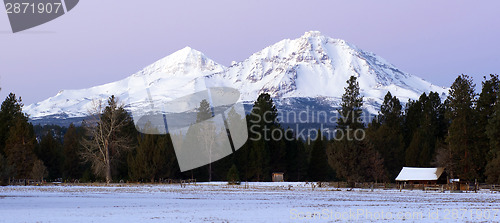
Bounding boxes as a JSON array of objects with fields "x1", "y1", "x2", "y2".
[
  {"x1": 327, "y1": 74, "x2": 500, "y2": 184},
  {"x1": 0, "y1": 73, "x2": 499, "y2": 184}
]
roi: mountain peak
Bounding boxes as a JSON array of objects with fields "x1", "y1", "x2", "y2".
[
  {"x1": 134, "y1": 46, "x2": 225, "y2": 78},
  {"x1": 180, "y1": 46, "x2": 193, "y2": 51},
  {"x1": 302, "y1": 31, "x2": 323, "y2": 38},
  {"x1": 174, "y1": 46, "x2": 199, "y2": 56},
  {"x1": 165, "y1": 46, "x2": 206, "y2": 62}
]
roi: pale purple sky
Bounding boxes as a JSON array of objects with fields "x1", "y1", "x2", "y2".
[{"x1": 1, "y1": 0, "x2": 499, "y2": 105}]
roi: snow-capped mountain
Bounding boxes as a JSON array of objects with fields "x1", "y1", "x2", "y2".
[
  {"x1": 26, "y1": 47, "x2": 225, "y2": 120},
  {"x1": 26, "y1": 31, "x2": 447, "y2": 124},
  {"x1": 204, "y1": 31, "x2": 446, "y2": 112}
]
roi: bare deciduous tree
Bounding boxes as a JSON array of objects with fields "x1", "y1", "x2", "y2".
[
  {"x1": 432, "y1": 141, "x2": 454, "y2": 178},
  {"x1": 80, "y1": 96, "x2": 133, "y2": 183},
  {"x1": 31, "y1": 159, "x2": 48, "y2": 182}
]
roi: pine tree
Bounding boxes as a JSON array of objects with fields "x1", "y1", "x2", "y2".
[
  {"x1": 476, "y1": 74, "x2": 499, "y2": 181},
  {"x1": 405, "y1": 92, "x2": 447, "y2": 167},
  {"x1": 487, "y1": 91, "x2": 500, "y2": 157},
  {"x1": 445, "y1": 74, "x2": 478, "y2": 180},
  {"x1": 36, "y1": 132, "x2": 63, "y2": 180},
  {"x1": 379, "y1": 91, "x2": 403, "y2": 126},
  {"x1": 163, "y1": 134, "x2": 180, "y2": 179},
  {"x1": 0, "y1": 93, "x2": 25, "y2": 155},
  {"x1": 226, "y1": 164, "x2": 240, "y2": 184},
  {"x1": 285, "y1": 131, "x2": 308, "y2": 181},
  {"x1": 62, "y1": 124, "x2": 83, "y2": 180},
  {"x1": 486, "y1": 86, "x2": 500, "y2": 183},
  {"x1": 128, "y1": 129, "x2": 167, "y2": 182},
  {"x1": 199, "y1": 99, "x2": 215, "y2": 181},
  {"x1": 247, "y1": 139, "x2": 269, "y2": 181},
  {"x1": 111, "y1": 98, "x2": 138, "y2": 181},
  {"x1": 4, "y1": 118, "x2": 38, "y2": 179},
  {"x1": 421, "y1": 92, "x2": 448, "y2": 165},
  {"x1": 0, "y1": 154, "x2": 14, "y2": 185},
  {"x1": 337, "y1": 76, "x2": 364, "y2": 131},
  {"x1": 329, "y1": 76, "x2": 365, "y2": 184},
  {"x1": 328, "y1": 76, "x2": 384, "y2": 184},
  {"x1": 370, "y1": 91, "x2": 404, "y2": 179},
  {"x1": 234, "y1": 123, "x2": 252, "y2": 181},
  {"x1": 188, "y1": 99, "x2": 215, "y2": 181},
  {"x1": 402, "y1": 99, "x2": 422, "y2": 149},
  {"x1": 211, "y1": 107, "x2": 247, "y2": 181},
  {"x1": 245, "y1": 93, "x2": 283, "y2": 181},
  {"x1": 485, "y1": 156, "x2": 500, "y2": 184},
  {"x1": 0, "y1": 93, "x2": 31, "y2": 181},
  {"x1": 196, "y1": 99, "x2": 212, "y2": 122},
  {"x1": 307, "y1": 131, "x2": 330, "y2": 181}
]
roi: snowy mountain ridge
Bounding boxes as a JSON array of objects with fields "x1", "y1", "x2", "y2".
[{"x1": 25, "y1": 31, "x2": 448, "y2": 122}]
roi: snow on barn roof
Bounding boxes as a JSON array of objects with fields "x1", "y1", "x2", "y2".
[{"x1": 395, "y1": 167, "x2": 445, "y2": 181}]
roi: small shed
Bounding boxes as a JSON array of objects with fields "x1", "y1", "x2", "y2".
[
  {"x1": 395, "y1": 167, "x2": 446, "y2": 185},
  {"x1": 272, "y1": 172, "x2": 284, "y2": 182}
]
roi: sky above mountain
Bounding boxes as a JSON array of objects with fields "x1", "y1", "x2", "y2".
[{"x1": 1, "y1": 0, "x2": 499, "y2": 105}]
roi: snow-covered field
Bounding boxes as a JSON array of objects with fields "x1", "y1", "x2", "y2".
[{"x1": 1, "y1": 182, "x2": 499, "y2": 222}]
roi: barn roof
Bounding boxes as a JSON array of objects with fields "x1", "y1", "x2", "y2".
[{"x1": 395, "y1": 167, "x2": 445, "y2": 181}]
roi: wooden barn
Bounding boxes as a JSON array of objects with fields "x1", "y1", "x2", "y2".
[
  {"x1": 395, "y1": 167, "x2": 446, "y2": 185},
  {"x1": 272, "y1": 172, "x2": 284, "y2": 182}
]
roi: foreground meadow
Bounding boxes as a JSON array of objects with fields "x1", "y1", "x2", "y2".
[{"x1": 1, "y1": 182, "x2": 499, "y2": 222}]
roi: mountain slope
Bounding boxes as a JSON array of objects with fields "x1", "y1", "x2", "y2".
[{"x1": 26, "y1": 31, "x2": 447, "y2": 122}]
